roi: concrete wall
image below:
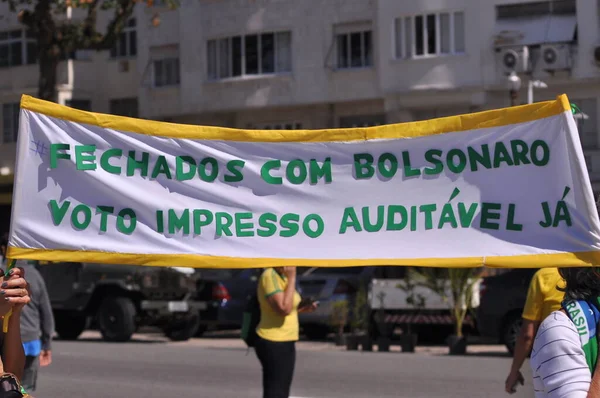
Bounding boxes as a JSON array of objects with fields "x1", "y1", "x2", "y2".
[
  {"x1": 138, "y1": 0, "x2": 380, "y2": 118},
  {"x1": 1, "y1": 0, "x2": 600, "y2": 188},
  {"x1": 0, "y1": 2, "x2": 139, "y2": 111},
  {"x1": 376, "y1": 0, "x2": 485, "y2": 93}
]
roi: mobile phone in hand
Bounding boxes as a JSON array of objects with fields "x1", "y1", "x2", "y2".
[{"x1": 299, "y1": 297, "x2": 316, "y2": 308}]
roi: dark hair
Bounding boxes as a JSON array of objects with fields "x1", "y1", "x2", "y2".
[{"x1": 558, "y1": 267, "x2": 600, "y2": 301}]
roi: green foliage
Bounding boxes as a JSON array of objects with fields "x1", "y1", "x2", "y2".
[
  {"x1": 3, "y1": 0, "x2": 179, "y2": 13},
  {"x1": 330, "y1": 300, "x2": 349, "y2": 337},
  {"x1": 447, "y1": 268, "x2": 482, "y2": 337},
  {"x1": 396, "y1": 267, "x2": 428, "y2": 310},
  {"x1": 411, "y1": 267, "x2": 482, "y2": 337},
  {"x1": 1, "y1": 0, "x2": 179, "y2": 100},
  {"x1": 351, "y1": 283, "x2": 369, "y2": 333}
]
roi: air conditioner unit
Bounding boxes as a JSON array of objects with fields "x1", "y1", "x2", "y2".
[
  {"x1": 498, "y1": 46, "x2": 530, "y2": 74},
  {"x1": 539, "y1": 44, "x2": 572, "y2": 72}
]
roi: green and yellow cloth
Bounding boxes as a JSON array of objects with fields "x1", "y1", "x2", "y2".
[{"x1": 563, "y1": 298, "x2": 600, "y2": 373}]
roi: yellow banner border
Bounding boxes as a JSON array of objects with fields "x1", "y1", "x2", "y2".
[
  {"x1": 7, "y1": 247, "x2": 600, "y2": 269},
  {"x1": 14, "y1": 93, "x2": 584, "y2": 268},
  {"x1": 20, "y1": 94, "x2": 572, "y2": 143}
]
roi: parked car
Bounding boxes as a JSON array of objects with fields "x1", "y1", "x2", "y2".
[
  {"x1": 476, "y1": 268, "x2": 537, "y2": 354},
  {"x1": 298, "y1": 267, "x2": 373, "y2": 340},
  {"x1": 195, "y1": 265, "x2": 464, "y2": 342},
  {"x1": 35, "y1": 261, "x2": 207, "y2": 342},
  {"x1": 194, "y1": 267, "x2": 344, "y2": 337},
  {"x1": 194, "y1": 268, "x2": 260, "y2": 335}
]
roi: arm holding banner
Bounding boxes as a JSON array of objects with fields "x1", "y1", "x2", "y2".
[
  {"x1": 2, "y1": 308, "x2": 24, "y2": 380},
  {"x1": 0, "y1": 267, "x2": 30, "y2": 380},
  {"x1": 0, "y1": 236, "x2": 30, "y2": 379}
]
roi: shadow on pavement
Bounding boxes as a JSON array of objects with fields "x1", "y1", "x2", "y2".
[
  {"x1": 58, "y1": 337, "x2": 167, "y2": 344},
  {"x1": 201, "y1": 330, "x2": 243, "y2": 339},
  {"x1": 200, "y1": 329, "x2": 335, "y2": 342}
]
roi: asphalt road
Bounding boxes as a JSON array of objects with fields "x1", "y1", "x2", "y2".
[{"x1": 34, "y1": 337, "x2": 535, "y2": 398}]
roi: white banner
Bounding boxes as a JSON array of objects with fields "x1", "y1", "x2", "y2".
[{"x1": 7, "y1": 94, "x2": 600, "y2": 268}]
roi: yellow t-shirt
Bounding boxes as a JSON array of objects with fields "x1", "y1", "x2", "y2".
[
  {"x1": 256, "y1": 268, "x2": 301, "y2": 342},
  {"x1": 522, "y1": 267, "x2": 566, "y2": 322}
]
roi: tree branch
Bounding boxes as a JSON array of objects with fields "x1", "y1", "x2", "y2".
[
  {"x1": 63, "y1": 0, "x2": 103, "y2": 52},
  {"x1": 82, "y1": 0, "x2": 101, "y2": 37},
  {"x1": 17, "y1": 9, "x2": 36, "y2": 30},
  {"x1": 48, "y1": 0, "x2": 135, "y2": 54},
  {"x1": 97, "y1": 0, "x2": 136, "y2": 48}
]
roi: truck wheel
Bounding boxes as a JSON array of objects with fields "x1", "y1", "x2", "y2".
[
  {"x1": 502, "y1": 314, "x2": 522, "y2": 355},
  {"x1": 165, "y1": 314, "x2": 200, "y2": 342},
  {"x1": 97, "y1": 297, "x2": 136, "y2": 342},
  {"x1": 55, "y1": 312, "x2": 87, "y2": 341}
]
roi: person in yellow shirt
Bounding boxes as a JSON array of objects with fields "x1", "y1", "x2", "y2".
[
  {"x1": 505, "y1": 267, "x2": 565, "y2": 394},
  {"x1": 255, "y1": 266, "x2": 317, "y2": 398}
]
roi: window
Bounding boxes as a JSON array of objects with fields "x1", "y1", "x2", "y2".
[
  {"x1": 25, "y1": 30, "x2": 37, "y2": 65},
  {"x1": 339, "y1": 114, "x2": 385, "y2": 128},
  {"x1": 496, "y1": 0, "x2": 575, "y2": 19},
  {"x1": 0, "y1": 30, "x2": 37, "y2": 68},
  {"x1": 248, "y1": 122, "x2": 302, "y2": 130},
  {"x1": 395, "y1": 12, "x2": 465, "y2": 59},
  {"x1": 207, "y1": 31, "x2": 292, "y2": 80},
  {"x1": 572, "y1": 98, "x2": 598, "y2": 149},
  {"x1": 2, "y1": 103, "x2": 20, "y2": 144},
  {"x1": 149, "y1": 45, "x2": 180, "y2": 87},
  {"x1": 336, "y1": 30, "x2": 372, "y2": 69},
  {"x1": 110, "y1": 98, "x2": 139, "y2": 118},
  {"x1": 65, "y1": 99, "x2": 91, "y2": 111},
  {"x1": 110, "y1": 19, "x2": 137, "y2": 58},
  {"x1": 153, "y1": 58, "x2": 180, "y2": 87}
]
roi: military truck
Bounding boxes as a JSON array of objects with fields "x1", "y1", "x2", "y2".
[{"x1": 35, "y1": 261, "x2": 206, "y2": 342}]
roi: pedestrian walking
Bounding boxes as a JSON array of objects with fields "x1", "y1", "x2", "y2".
[
  {"x1": 18, "y1": 261, "x2": 54, "y2": 393},
  {"x1": 505, "y1": 267, "x2": 564, "y2": 394},
  {"x1": 530, "y1": 267, "x2": 600, "y2": 397},
  {"x1": 0, "y1": 233, "x2": 54, "y2": 393},
  {"x1": 254, "y1": 267, "x2": 317, "y2": 398}
]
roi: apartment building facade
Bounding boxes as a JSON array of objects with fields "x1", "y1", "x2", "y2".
[{"x1": 0, "y1": 0, "x2": 598, "y2": 231}]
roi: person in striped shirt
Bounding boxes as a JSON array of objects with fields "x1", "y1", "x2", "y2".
[
  {"x1": 506, "y1": 267, "x2": 564, "y2": 394},
  {"x1": 530, "y1": 267, "x2": 600, "y2": 397}
]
